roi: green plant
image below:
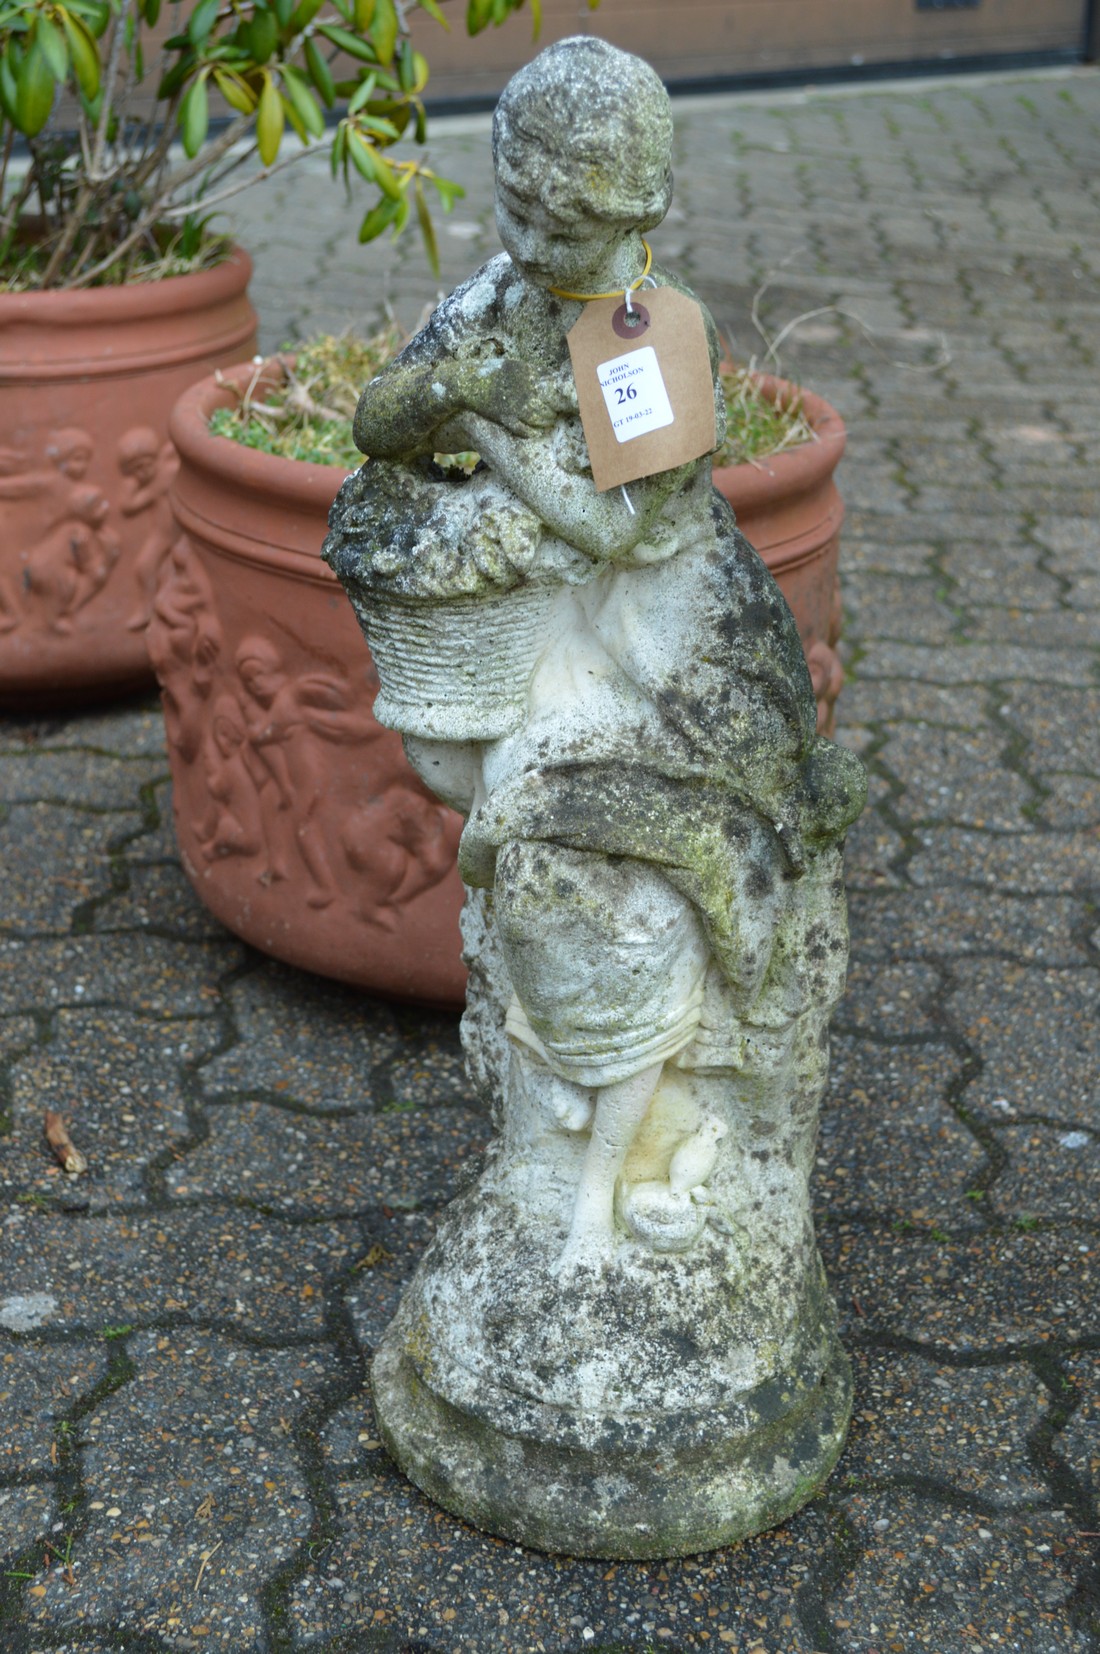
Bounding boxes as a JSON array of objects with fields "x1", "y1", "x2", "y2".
[
  {"x1": 0, "y1": 0, "x2": 597, "y2": 288},
  {"x1": 209, "y1": 325, "x2": 403, "y2": 465},
  {"x1": 715, "y1": 365, "x2": 816, "y2": 469}
]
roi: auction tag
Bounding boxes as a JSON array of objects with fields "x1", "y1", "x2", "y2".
[
  {"x1": 597, "y1": 347, "x2": 674, "y2": 441},
  {"x1": 566, "y1": 285, "x2": 717, "y2": 493}
]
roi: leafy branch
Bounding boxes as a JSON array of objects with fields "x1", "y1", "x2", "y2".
[{"x1": 0, "y1": 0, "x2": 572, "y2": 286}]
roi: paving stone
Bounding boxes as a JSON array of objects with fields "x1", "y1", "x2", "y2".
[
  {"x1": 288, "y1": 1438, "x2": 830, "y2": 1651},
  {"x1": 843, "y1": 1348, "x2": 1051, "y2": 1504},
  {"x1": 1038, "y1": 773, "x2": 1100, "y2": 830},
  {"x1": 1032, "y1": 514, "x2": 1100, "y2": 573},
  {"x1": 963, "y1": 606, "x2": 1100, "y2": 651},
  {"x1": 820, "y1": 1224, "x2": 1096, "y2": 1350},
  {"x1": 91, "y1": 860, "x2": 233, "y2": 942},
  {"x1": 840, "y1": 574, "x2": 958, "y2": 647},
  {"x1": 840, "y1": 681, "x2": 990, "y2": 729},
  {"x1": 342, "y1": 1210, "x2": 439, "y2": 1352},
  {"x1": 0, "y1": 697, "x2": 168, "y2": 759},
  {"x1": 908, "y1": 828, "x2": 1100, "y2": 894},
  {"x1": 833, "y1": 808, "x2": 906, "y2": 891},
  {"x1": 0, "y1": 805, "x2": 140, "y2": 937},
  {"x1": 1064, "y1": 572, "x2": 1100, "y2": 610},
  {"x1": 0, "y1": 1209, "x2": 360, "y2": 1339},
  {"x1": 124, "y1": 776, "x2": 181, "y2": 863},
  {"x1": 1003, "y1": 684, "x2": 1100, "y2": 778},
  {"x1": 0, "y1": 935, "x2": 245, "y2": 1018},
  {"x1": 1058, "y1": 1350, "x2": 1100, "y2": 1492},
  {"x1": 823, "y1": 1492, "x2": 1089, "y2": 1651},
  {"x1": 0, "y1": 1012, "x2": 37, "y2": 1066},
  {"x1": 832, "y1": 722, "x2": 876, "y2": 759},
  {"x1": 875, "y1": 723, "x2": 1035, "y2": 829},
  {"x1": 3, "y1": 1009, "x2": 221, "y2": 1208},
  {"x1": 833, "y1": 958, "x2": 943, "y2": 1040},
  {"x1": 948, "y1": 962, "x2": 1100, "y2": 1127},
  {"x1": 20, "y1": 1332, "x2": 330, "y2": 1651},
  {"x1": 0, "y1": 749, "x2": 168, "y2": 812},
  {"x1": 850, "y1": 887, "x2": 1086, "y2": 967},
  {"x1": 379, "y1": 1005, "x2": 472, "y2": 1111},
  {"x1": 167, "y1": 1101, "x2": 489, "y2": 1217},
  {"x1": 946, "y1": 562, "x2": 1065, "y2": 612},
  {"x1": 855, "y1": 641, "x2": 1087, "y2": 687},
  {"x1": 989, "y1": 1123, "x2": 1100, "y2": 1228},
  {"x1": 0, "y1": 1341, "x2": 109, "y2": 1475},
  {"x1": 196, "y1": 962, "x2": 399, "y2": 1113},
  {"x1": 0, "y1": 1484, "x2": 56, "y2": 1565},
  {"x1": 821, "y1": 1040, "x2": 982, "y2": 1229}
]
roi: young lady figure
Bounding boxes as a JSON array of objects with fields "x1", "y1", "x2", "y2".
[{"x1": 325, "y1": 37, "x2": 865, "y2": 1556}]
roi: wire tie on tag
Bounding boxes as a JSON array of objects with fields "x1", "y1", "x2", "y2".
[{"x1": 620, "y1": 485, "x2": 635, "y2": 516}]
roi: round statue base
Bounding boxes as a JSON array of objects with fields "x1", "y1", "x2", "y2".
[
  {"x1": 371, "y1": 1325, "x2": 851, "y2": 1560},
  {"x1": 367, "y1": 1045, "x2": 855, "y2": 1561}
]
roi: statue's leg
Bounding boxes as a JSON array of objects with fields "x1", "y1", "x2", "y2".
[
  {"x1": 492, "y1": 838, "x2": 709, "y2": 1262},
  {"x1": 554, "y1": 1058, "x2": 663, "y2": 1272}
]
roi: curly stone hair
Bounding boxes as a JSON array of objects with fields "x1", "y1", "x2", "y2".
[{"x1": 492, "y1": 37, "x2": 674, "y2": 233}]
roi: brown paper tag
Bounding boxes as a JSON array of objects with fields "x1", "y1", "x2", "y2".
[{"x1": 565, "y1": 285, "x2": 716, "y2": 493}]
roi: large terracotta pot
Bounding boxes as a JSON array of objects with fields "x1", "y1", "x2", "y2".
[
  {"x1": 713, "y1": 374, "x2": 846, "y2": 736},
  {"x1": 0, "y1": 249, "x2": 257, "y2": 707},
  {"x1": 155, "y1": 363, "x2": 845, "y2": 1007},
  {"x1": 155, "y1": 364, "x2": 467, "y2": 1007}
]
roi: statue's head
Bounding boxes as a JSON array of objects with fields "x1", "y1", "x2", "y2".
[{"x1": 492, "y1": 38, "x2": 673, "y2": 287}]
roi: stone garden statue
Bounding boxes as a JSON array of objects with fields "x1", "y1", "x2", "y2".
[{"x1": 323, "y1": 36, "x2": 866, "y2": 1558}]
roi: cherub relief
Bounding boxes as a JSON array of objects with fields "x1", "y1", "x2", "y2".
[
  {"x1": 0, "y1": 429, "x2": 119, "y2": 633},
  {"x1": 146, "y1": 535, "x2": 223, "y2": 764},
  {"x1": 117, "y1": 427, "x2": 179, "y2": 631},
  {"x1": 234, "y1": 636, "x2": 376, "y2": 906}
]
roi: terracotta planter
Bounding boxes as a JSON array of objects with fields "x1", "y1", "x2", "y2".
[
  {"x1": 713, "y1": 374, "x2": 847, "y2": 736},
  {"x1": 0, "y1": 248, "x2": 257, "y2": 708},
  {"x1": 154, "y1": 363, "x2": 467, "y2": 1007}
]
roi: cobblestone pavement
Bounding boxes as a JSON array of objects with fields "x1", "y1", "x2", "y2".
[{"x1": 2, "y1": 65, "x2": 1099, "y2": 1654}]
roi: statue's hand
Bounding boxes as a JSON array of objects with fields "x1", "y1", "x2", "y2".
[{"x1": 464, "y1": 359, "x2": 560, "y2": 437}]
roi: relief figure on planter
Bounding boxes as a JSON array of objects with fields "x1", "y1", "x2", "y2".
[
  {"x1": 325, "y1": 36, "x2": 868, "y2": 1555},
  {"x1": 194, "y1": 690, "x2": 267, "y2": 862},
  {"x1": 0, "y1": 429, "x2": 120, "y2": 634},
  {"x1": 147, "y1": 534, "x2": 223, "y2": 764},
  {"x1": 234, "y1": 634, "x2": 381, "y2": 907},
  {"x1": 117, "y1": 427, "x2": 180, "y2": 632},
  {"x1": 340, "y1": 775, "x2": 458, "y2": 933}
]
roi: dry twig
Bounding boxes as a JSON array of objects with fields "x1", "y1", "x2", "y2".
[
  {"x1": 194, "y1": 1540, "x2": 222, "y2": 1591},
  {"x1": 44, "y1": 1111, "x2": 87, "y2": 1175}
]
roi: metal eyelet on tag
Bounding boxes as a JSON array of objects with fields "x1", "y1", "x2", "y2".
[{"x1": 612, "y1": 302, "x2": 651, "y2": 341}]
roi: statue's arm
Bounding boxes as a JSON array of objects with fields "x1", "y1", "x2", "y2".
[
  {"x1": 353, "y1": 356, "x2": 560, "y2": 459},
  {"x1": 462, "y1": 415, "x2": 709, "y2": 563}
]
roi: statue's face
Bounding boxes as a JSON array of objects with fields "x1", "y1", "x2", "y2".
[{"x1": 495, "y1": 180, "x2": 621, "y2": 292}]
